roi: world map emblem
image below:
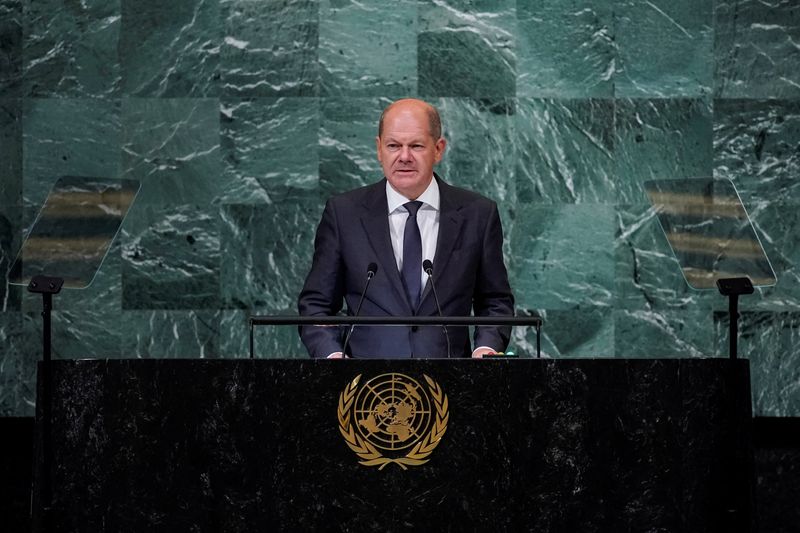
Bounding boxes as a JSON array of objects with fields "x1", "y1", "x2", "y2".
[{"x1": 337, "y1": 373, "x2": 449, "y2": 469}]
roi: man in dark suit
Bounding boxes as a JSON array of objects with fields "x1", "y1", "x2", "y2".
[{"x1": 298, "y1": 98, "x2": 514, "y2": 358}]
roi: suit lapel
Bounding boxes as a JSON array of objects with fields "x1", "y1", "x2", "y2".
[
  {"x1": 420, "y1": 177, "x2": 464, "y2": 307},
  {"x1": 360, "y1": 180, "x2": 413, "y2": 315}
]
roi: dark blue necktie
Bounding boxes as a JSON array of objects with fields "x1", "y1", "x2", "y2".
[{"x1": 402, "y1": 201, "x2": 423, "y2": 309}]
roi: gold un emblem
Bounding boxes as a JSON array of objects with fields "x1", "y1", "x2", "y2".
[{"x1": 337, "y1": 373, "x2": 449, "y2": 469}]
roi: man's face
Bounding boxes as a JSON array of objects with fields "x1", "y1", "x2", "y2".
[{"x1": 376, "y1": 103, "x2": 446, "y2": 200}]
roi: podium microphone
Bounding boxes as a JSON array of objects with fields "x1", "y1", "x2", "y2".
[
  {"x1": 342, "y1": 262, "x2": 378, "y2": 357},
  {"x1": 423, "y1": 259, "x2": 452, "y2": 359}
]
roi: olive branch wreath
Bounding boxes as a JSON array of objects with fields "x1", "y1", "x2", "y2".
[{"x1": 337, "y1": 373, "x2": 449, "y2": 470}]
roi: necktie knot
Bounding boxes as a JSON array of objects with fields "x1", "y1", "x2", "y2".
[{"x1": 404, "y1": 201, "x2": 422, "y2": 217}]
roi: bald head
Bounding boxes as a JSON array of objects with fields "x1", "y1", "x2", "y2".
[{"x1": 378, "y1": 99, "x2": 442, "y2": 141}]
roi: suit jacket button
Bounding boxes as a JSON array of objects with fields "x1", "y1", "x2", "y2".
[{"x1": 411, "y1": 326, "x2": 418, "y2": 332}]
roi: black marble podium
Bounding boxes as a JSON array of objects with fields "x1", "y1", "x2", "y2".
[{"x1": 34, "y1": 359, "x2": 753, "y2": 532}]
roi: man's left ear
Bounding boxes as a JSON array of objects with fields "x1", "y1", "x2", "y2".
[{"x1": 435, "y1": 138, "x2": 446, "y2": 162}]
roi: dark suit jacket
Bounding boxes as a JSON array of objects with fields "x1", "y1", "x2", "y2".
[{"x1": 297, "y1": 176, "x2": 514, "y2": 358}]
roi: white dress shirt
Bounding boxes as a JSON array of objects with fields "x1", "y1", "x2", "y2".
[{"x1": 386, "y1": 178, "x2": 439, "y2": 291}]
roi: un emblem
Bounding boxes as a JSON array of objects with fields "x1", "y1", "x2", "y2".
[{"x1": 337, "y1": 373, "x2": 449, "y2": 469}]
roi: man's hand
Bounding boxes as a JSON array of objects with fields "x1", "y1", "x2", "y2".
[{"x1": 471, "y1": 346, "x2": 497, "y2": 358}]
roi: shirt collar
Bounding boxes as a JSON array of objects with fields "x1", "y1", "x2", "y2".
[{"x1": 386, "y1": 176, "x2": 440, "y2": 214}]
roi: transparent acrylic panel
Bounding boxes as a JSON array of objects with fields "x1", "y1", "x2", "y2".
[
  {"x1": 644, "y1": 178, "x2": 776, "y2": 289},
  {"x1": 9, "y1": 176, "x2": 140, "y2": 289}
]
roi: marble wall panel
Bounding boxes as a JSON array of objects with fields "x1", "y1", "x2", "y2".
[
  {"x1": 615, "y1": 0, "x2": 713, "y2": 97},
  {"x1": 0, "y1": 98, "x2": 22, "y2": 310},
  {"x1": 435, "y1": 97, "x2": 516, "y2": 202},
  {"x1": 0, "y1": 0, "x2": 22, "y2": 97},
  {"x1": 318, "y1": 97, "x2": 385, "y2": 194},
  {"x1": 121, "y1": 98, "x2": 220, "y2": 206},
  {"x1": 510, "y1": 203, "x2": 615, "y2": 311},
  {"x1": 220, "y1": 97, "x2": 319, "y2": 203},
  {"x1": 219, "y1": 309, "x2": 307, "y2": 359},
  {"x1": 319, "y1": 0, "x2": 416, "y2": 96},
  {"x1": 221, "y1": 0, "x2": 318, "y2": 97},
  {"x1": 516, "y1": 0, "x2": 614, "y2": 98},
  {"x1": 120, "y1": 310, "x2": 222, "y2": 358},
  {"x1": 0, "y1": 99, "x2": 21, "y2": 207},
  {"x1": 614, "y1": 98, "x2": 713, "y2": 203},
  {"x1": 23, "y1": 98, "x2": 121, "y2": 215},
  {"x1": 50, "y1": 308, "x2": 122, "y2": 359},
  {"x1": 713, "y1": 99, "x2": 800, "y2": 205},
  {"x1": 219, "y1": 198, "x2": 319, "y2": 313},
  {"x1": 614, "y1": 308, "x2": 713, "y2": 358},
  {"x1": 0, "y1": 311, "x2": 39, "y2": 416},
  {"x1": 418, "y1": 0, "x2": 516, "y2": 97},
  {"x1": 121, "y1": 204, "x2": 220, "y2": 310},
  {"x1": 714, "y1": 0, "x2": 800, "y2": 99},
  {"x1": 0, "y1": 202, "x2": 21, "y2": 312},
  {"x1": 511, "y1": 307, "x2": 614, "y2": 359},
  {"x1": 516, "y1": 98, "x2": 615, "y2": 204},
  {"x1": 121, "y1": 0, "x2": 219, "y2": 97},
  {"x1": 23, "y1": 0, "x2": 120, "y2": 97}
]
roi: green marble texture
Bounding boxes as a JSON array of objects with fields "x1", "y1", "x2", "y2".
[
  {"x1": 516, "y1": 98, "x2": 615, "y2": 203},
  {"x1": 319, "y1": 97, "x2": 385, "y2": 194},
  {"x1": 418, "y1": 0, "x2": 516, "y2": 97},
  {"x1": 23, "y1": 0, "x2": 120, "y2": 97},
  {"x1": 121, "y1": 98, "x2": 221, "y2": 206},
  {"x1": 122, "y1": 204, "x2": 220, "y2": 309},
  {"x1": 221, "y1": 97, "x2": 320, "y2": 202},
  {"x1": 221, "y1": 0, "x2": 318, "y2": 97},
  {"x1": 510, "y1": 204, "x2": 615, "y2": 310},
  {"x1": 435, "y1": 98, "x2": 517, "y2": 202},
  {"x1": 0, "y1": 99, "x2": 21, "y2": 208},
  {"x1": 713, "y1": 99, "x2": 800, "y2": 204},
  {"x1": 715, "y1": 0, "x2": 800, "y2": 99},
  {"x1": 121, "y1": 0, "x2": 219, "y2": 97},
  {"x1": 120, "y1": 310, "x2": 222, "y2": 358},
  {"x1": 614, "y1": 98, "x2": 713, "y2": 202},
  {"x1": 0, "y1": 312, "x2": 37, "y2": 416},
  {"x1": 615, "y1": 0, "x2": 713, "y2": 97},
  {"x1": 219, "y1": 199, "x2": 319, "y2": 314},
  {"x1": 517, "y1": 1, "x2": 614, "y2": 98},
  {"x1": 23, "y1": 98, "x2": 121, "y2": 213},
  {"x1": 319, "y1": 0, "x2": 416, "y2": 96},
  {"x1": 512, "y1": 308, "x2": 614, "y2": 359},
  {"x1": 0, "y1": 1, "x2": 799, "y2": 417},
  {"x1": 0, "y1": 0, "x2": 22, "y2": 97}
]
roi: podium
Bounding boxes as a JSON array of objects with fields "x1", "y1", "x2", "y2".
[{"x1": 33, "y1": 358, "x2": 753, "y2": 532}]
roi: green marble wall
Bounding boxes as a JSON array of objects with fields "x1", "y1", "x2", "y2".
[{"x1": 1, "y1": 0, "x2": 799, "y2": 417}]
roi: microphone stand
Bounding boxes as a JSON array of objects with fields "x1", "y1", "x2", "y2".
[
  {"x1": 423, "y1": 260, "x2": 452, "y2": 359},
  {"x1": 342, "y1": 263, "x2": 378, "y2": 357}
]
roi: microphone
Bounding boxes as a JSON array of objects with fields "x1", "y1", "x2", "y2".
[
  {"x1": 341, "y1": 262, "x2": 378, "y2": 357},
  {"x1": 423, "y1": 259, "x2": 452, "y2": 359}
]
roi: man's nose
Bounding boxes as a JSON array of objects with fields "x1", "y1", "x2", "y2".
[{"x1": 399, "y1": 146, "x2": 412, "y2": 160}]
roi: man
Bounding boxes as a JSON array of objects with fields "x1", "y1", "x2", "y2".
[{"x1": 298, "y1": 98, "x2": 514, "y2": 358}]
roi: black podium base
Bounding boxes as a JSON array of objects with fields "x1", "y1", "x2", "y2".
[{"x1": 34, "y1": 358, "x2": 753, "y2": 532}]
